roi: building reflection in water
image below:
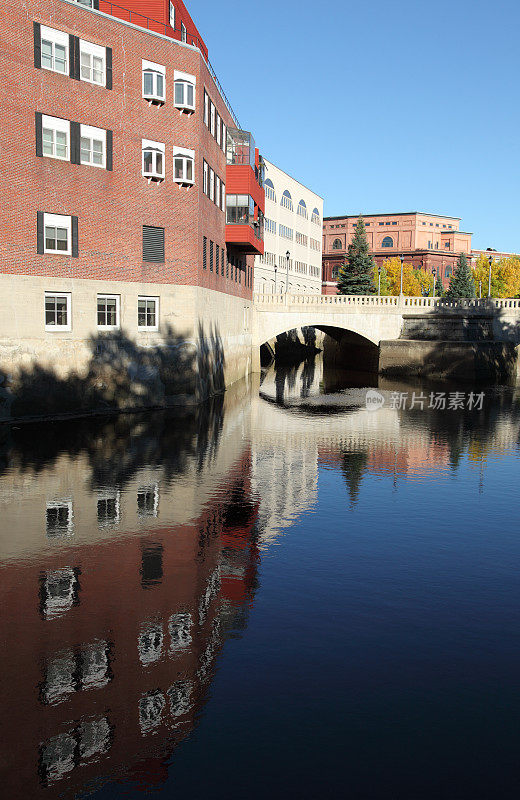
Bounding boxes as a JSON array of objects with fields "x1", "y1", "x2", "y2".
[{"x1": 0, "y1": 362, "x2": 519, "y2": 796}]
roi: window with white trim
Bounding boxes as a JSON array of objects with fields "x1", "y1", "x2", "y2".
[
  {"x1": 138, "y1": 296, "x2": 159, "y2": 330},
  {"x1": 297, "y1": 199, "x2": 308, "y2": 219},
  {"x1": 173, "y1": 146, "x2": 194, "y2": 184},
  {"x1": 97, "y1": 488, "x2": 120, "y2": 526},
  {"x1": 216, "y1": 112, "x2": 221, "y2": 146},
  {"x1": 80, "y1": 40, "x2": 105, "y2": 86},
  {"x1": 264, "y1": 179, "x2": 276, "y2": 202},
  {"x1": 45, "y1": 292, "x2": 71, "y2": 331},
  {"x1": 204, "y1": 90, "x2": 209, "y2": 126},
  {"x1": 42, "y1": 115, "x2": 70, "y2": 161},
  {"x1": 40, "y1": 26, "x2": 68, "y2": 75},
  {"x1": 209, "y1": 167, "x2": 214, "y2": 201},
  {"x1": 44, "y1": 213, "x2": 71, "y2": 255},
  {"x1": 174, "y1": 70, "x2": 195, "y2": 111},
  {"x1": 142, "y1": 139, "x2": 165, "y2": 181},
  {"x1": 169, "y1": 1, "x2": 175, "y2": 27},
  {"x1": 221, "y1": 122, "x2": 226, "y2": 153},
  {"x1": 97, "y1": 294, "x2": 120, "y2": 329},
  {"x1": 181, "y1": 21, "x2": 187, "y2": 42},
  {"x1": 281, "y1": 190, "x2": 293, "y2": 211},
  {"x1": 80, "y1": 124, "x2": 106, "y2": 168},
  {"x1": 311, "y1": 207, "x2": 320, "y2": 225},
  {"x1": 221, "y1": 181, "x2": 225, "y2": 211},
  {"x1": 215, "y1": 175, "x2": 220, "y2": 206},
  {"x1": 210, "y1": 102, "x2": 215, "y2": 136},
  {"x1": 142, "y1": 59, "x2": 165, "y2": 102},
  {"x1": 203, "y1": 159, "x2": 208, "y2": 194},
  {"x1": 46, "y1": 500, "x2": 73, "y2": 536}
]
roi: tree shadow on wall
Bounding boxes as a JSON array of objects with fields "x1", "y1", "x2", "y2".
[{"x1": 0, "y1": 321, "x2": 225, "y2": 422}]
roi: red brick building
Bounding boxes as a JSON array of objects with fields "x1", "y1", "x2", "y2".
[
  {"x1": 322, "y1": 212, "x2": 473, "y2": 294},
  {"x1": 0, "y1": 0, "x2": 265, "y2": 412}
]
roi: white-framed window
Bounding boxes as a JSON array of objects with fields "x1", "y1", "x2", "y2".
[
  {"x1": 97, "y1": 488, "x2": 120, "y2": 525},
  {"x1": 42, "y1": 567, "x2": 79, "y2": 619},
  {"x1": 137, "y1": 484, "x2": 159, "y2": 517},
  {"x1": 97, "y1": 294, "x2": 120, "y2": 329},
  {"x1": 222, "y1": 122, "x2": 226, "y2": 153},
  {"x1": 174, "y1": 70, "x2": 196, "y2": 111},
  {"x1": 209, "y1": 167, "x2": 214, "y2": 201},
  {"x1": 75, "y1": 0, "x2": 94, "y2": 6},
  {"x1": 45, "y1": 292, "x2": 71, "y2": 331},
  {"x1": 46, "y1": 500, "x2": 74, "y2": 536},
  {"x1": 169, "y1": 1, "x2": 175, "y2": 27},
  {"x1": 42, "y1": 115, "x2": 70, "y2": 161},
  {"x1": 142, "y1": 139, "x2": 165, "y2": 181},
  {"x1": 204, "y1": 90, "x2": 209, "y2": 126},
  {"x1": 203, "y1": 160, "x2": 208, "y2": 195},
  {"x1": 221, "y1": 181, "x2": 225, "y2": 211},
  {"x1": 181, "y1": 21, "x2": 187, "y2": 42},
  {"x1": 40, "y1": 26, "x2": 68, "y2": 75},
  {"x1": 44, "y1": 213, "x2": 71, "y2": 255},
  {"x1": 215, "y1": 175, "x2": 220, "y2": 206},
  {"x1": 138, "y1": 622, "x2": 164, "y2": 666},
  {"x1": 138, "y1": 296, "x2": 159, "y2": 330},
  {"x1": 173, "y1": 146, "x2": 194, "y2": 184},
  {"x1": 80, "y1": 124, "x2": 106, "y2": 168},
  {"x1": 216, "y1": 112, "x2": 221, "y2": 146},
  {"x1": 142, "y1": 59, "x2": 165, "y2": 102},
  {"x1": 281, "y1": 190, "x2": 293, "y2": 210},
  {"x1": 311, "y1": 207, "x2": 320, "y2": 225},
  {"x1": 210, "y1": 102, "x2": 215, "y2": 136},
  {"x1": 79, "y1": 39, "x2": 105, "y2": 86}
]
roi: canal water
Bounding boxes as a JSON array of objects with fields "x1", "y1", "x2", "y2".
[{"x1": 1, "y1": 357, "x2": 520, "y2": 799}]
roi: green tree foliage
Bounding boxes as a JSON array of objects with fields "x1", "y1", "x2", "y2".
[
  {"x1": 446, "y1": 252, "x2": 476, "y2": 299},
  {"x1": 434, "y1": 276, "x2": 445, "y2": 297},
  {"x1": 337, "y1": 217, "x2": 376, "y2": 295}
]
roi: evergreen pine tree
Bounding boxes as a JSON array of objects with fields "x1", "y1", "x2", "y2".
[
  {"x1": 434, "y1": 276, "x2": 444, "y2": 297},
  {"x1": 446, "y1": 252, "x2": 476, "y2": 298},
  {"x1": 337, "y1": 216, "x2": 376, "y2": 295}
]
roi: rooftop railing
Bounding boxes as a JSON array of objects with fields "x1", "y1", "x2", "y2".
[{"x1": 65, "y1": 0, "x2": 241, "y2": 128}]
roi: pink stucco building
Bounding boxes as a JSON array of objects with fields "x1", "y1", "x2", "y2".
[{"x1": 322, "y1": 212, "x2": 473, "y2": 294}]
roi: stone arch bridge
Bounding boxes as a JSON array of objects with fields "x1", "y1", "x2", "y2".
[{"x1": 250, "y1": 294, "x2": 520, "y2": 380}]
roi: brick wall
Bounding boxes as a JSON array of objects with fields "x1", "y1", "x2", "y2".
[{"x1": 0, "y1": 0, "x2": 251, "y2": 301}]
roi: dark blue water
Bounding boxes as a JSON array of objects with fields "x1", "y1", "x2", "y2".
[{"x1": 1, "y1": 361, "x2": 519, "y2": 799}]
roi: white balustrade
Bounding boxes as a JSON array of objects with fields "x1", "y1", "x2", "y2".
[{"x1": 252, "y1": 293, "x2": 520, "y2": 312}]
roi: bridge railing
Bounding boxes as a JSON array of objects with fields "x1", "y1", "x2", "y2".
[{"x1": 252, "y1": 293, "x2": 520, "y2": 310}]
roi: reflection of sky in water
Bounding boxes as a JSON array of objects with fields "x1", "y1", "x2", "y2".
[{"x1": 1, "y1": 363, "x2": 520, "y2": 799}]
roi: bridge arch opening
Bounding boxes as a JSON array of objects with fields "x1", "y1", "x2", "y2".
[{"x1": 259, "y1": 325, "x2": 380, "y2": 373}]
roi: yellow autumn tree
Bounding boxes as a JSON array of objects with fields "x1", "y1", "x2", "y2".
[
  {"x1": 472, "y1": 254, "x2": 520, "y2": 298},
  {"x1": 382, "y1": 258, "x2": 427, "y2": 296}
]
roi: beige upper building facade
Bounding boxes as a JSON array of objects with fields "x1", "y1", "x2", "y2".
[{"x1": 254, "y1": 159, "x2": 323, "y2": 294}]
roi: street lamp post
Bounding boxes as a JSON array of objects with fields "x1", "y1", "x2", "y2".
[
  {"x1": 399, "y1": 256, "x2": 404, "y2": 296},
  {"x1": 432, "y1": 267, "x2": 436, "y2": 300},
  {"x1": 378, "y1": 265, "x2": 381, "y2": 297},
  {"x1": 274, "y1": 261, "x2": 277, "y2": 293},
  {"x1": 286, "y1": 250, "x2": 290, "y2": 295},
  {"x1": 488, "y1": 255, "x2": 493, "y2": 298}
]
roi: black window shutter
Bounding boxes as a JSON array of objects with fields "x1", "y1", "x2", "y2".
[
  {"x1": 203, "y1": 236, "x2": 207, "y2": 269},
  {"x1": 70, "y1": 121, "x2": 80, "y2": 164},
  {"x1": 69, "y1": 35, "x2": 77, "y2": 79},
  {"x1": 209, "y1": 240, "x2": 213, "y2": 272},
  {"x1": 37, "y1": 211, "x2": 44, "y2": 254},
  {"x1": 34, "y1": 22, "x2": 41, "y2": 68},
  {"x1": 71, "y1": 216, "x2": 79, "y2": 257},
  {"x1": 105, "y1": 47, "x2": 113, "y2": 90},
  {"x1": 106, "y1": 129, "x2": 113, "y2": 171},
  {"x1": 74, "y1": 36, "x2": 80, "y2": 80},
  {"x1": 143, "y1": 226, "x2": 165, "y2": 263},
  {"x1": 35, "y1": 112, "x2": 43, "y2": 157}
]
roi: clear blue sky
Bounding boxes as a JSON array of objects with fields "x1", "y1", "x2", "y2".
[{"x1": 189, "y1": 0, "x2": 520, "y2": 253}]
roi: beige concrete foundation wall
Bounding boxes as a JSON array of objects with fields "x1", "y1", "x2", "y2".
[{"x1": 0, "y1": 275, "x2": 253, "y2": 419}]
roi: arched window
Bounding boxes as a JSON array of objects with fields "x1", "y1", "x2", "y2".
[
  {"x1": 311, "y1": 207, "x2": 320, "y2": 225},
  {"x1": 332, "y1": 238, "x2": 342, "y2": 250},
  {"x1": 381, "y1": 236, "x2": 394, "y2": 248},
  {"x1": 297, "y1": 199, "x2": 307, "y2": 219},
  {"x1": 264, "y1": 178, "x2": 276, "y2": 202},
  {"x1": 332, "y1": 267, "x2": 339, "y2": 279},
  {"x1": 281, "y1": 189, "x2": 293, "y2": 211}
]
